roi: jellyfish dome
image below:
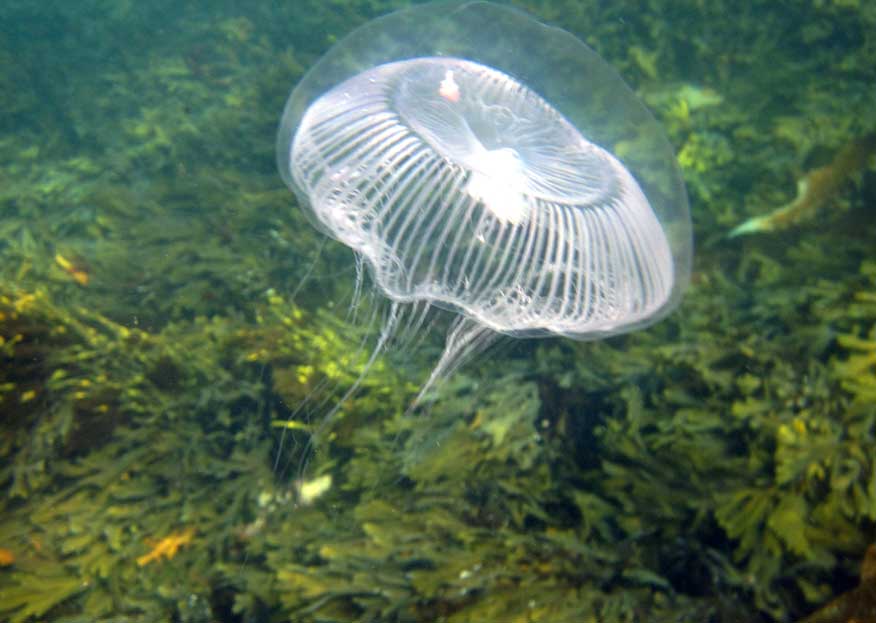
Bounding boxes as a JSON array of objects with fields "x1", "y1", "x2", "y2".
[{"x1": 278, "y1": 1, "x2": 692, "y2": 398}]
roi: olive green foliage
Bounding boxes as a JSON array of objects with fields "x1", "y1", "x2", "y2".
[
  {"x1": 0, "y1": 282, "x2": 411, "y2": 622},
  {"x1": 539, "y1": 253, "x2": 876, "y2": 619},
  {"x1": 1, "y1": 0, "x2": 875, "y2": 622}
]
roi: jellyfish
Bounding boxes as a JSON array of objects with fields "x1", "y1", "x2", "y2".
[{"x1": 277, "y1": 1, "x2": 692, "y2": 415}]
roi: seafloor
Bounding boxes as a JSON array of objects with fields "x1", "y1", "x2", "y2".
[{"x1": 1, "y1": 1, "x2": 874, "y2": 622}]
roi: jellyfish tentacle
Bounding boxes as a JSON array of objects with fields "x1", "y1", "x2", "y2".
[{"x1": 311, "y1": 302, "x2": 401, "y2": 443}]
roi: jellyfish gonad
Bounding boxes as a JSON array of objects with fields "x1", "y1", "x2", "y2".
[{"x1": 277, "y1": 1, "x2": 692, "y2": 414}]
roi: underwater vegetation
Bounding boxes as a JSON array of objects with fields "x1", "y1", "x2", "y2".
[{"x1": 1, "y1": 0, "x2": 875, "y2": 622}]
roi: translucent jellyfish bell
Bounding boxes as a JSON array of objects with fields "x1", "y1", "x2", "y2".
[{"x1": 278, "y1": 1, "x2": 692, "y2": 402}]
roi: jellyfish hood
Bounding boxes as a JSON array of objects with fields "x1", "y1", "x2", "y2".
[{"x1": 279, "y1": 1, "x2": 692, "y2": 340}]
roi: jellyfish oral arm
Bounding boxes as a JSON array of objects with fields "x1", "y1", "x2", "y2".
[
  {"x1": 466, "y1": 171, "x2": 527, "y2": 225},
  {"x1": 465, "y1": 147, "x2": 528, "y2": 225}
]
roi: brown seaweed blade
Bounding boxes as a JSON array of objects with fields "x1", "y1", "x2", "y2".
[
  {"x1": 730, "y1": 134, "x2": 876, "y2": 238},
  {"x1": 798, "y1": 544, "x2": 876, "y2": 623}
]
